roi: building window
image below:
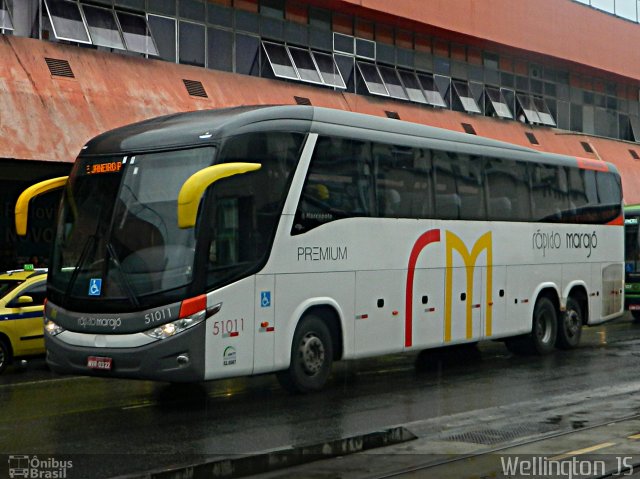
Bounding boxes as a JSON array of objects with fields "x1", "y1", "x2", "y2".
[
  {"x1": 356, "y1": 61, "x2": 388, "y2": 96},
  {"x1": 485, "y1": 86, "x2": 513, "y2": 119},
  {"x1": 207, "y1": 27, "x2": 232, "y2": 72},
  {"x1": 313, "y1": 51, "x2": 346, "y2": 88},
  {"x1": 397, "y1": 70, "x2": 427, "y2": 104},
  {"x1": 118, "y1": 11, "x2": 158, "y2": 56},
  {"x1": 236, "y1": 33, "x2": 260, "y2": 76},
  {"x1": 452, "y1": 80, "x2": 481, "y2": 114},
  {"x1": 0, "y1": 0, "x2": 14, "y2": 31},
  {"x1": 81, "y1": 4, "x2": 125, "y2": 50},
  {"x1": 288, "y1": 46, "x2": 322, "y2": 84},
  {"x1": 262, "y1": 41, "x2": 298, "y2": 80},
  {"x1": 179, "y1": 21, "x2": 205, "y2": 67},
  {"x1": 44, "y1": 0, "x2": 91, "y2": 44},
  {"x1": 419, "y1": 73, "x2": 448, "y2": 108},
  {"x1": 148, "y1": 14, "x2": 176, "y2": 62},
  {"x1": 378, "y1": 65, "x2": 408, "y2": 100}
]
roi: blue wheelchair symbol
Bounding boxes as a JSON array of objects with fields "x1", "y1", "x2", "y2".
[
  {"x1": 88, "y1": 278, "x2": 102, "y2": 296},
  {"x1": 260, "y1": 291, "x2": 271, "y2": 308}
]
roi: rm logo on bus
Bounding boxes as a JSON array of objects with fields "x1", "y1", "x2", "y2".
[{"x1": 405, "y1": 229, "x2": 493, "y2": 347}]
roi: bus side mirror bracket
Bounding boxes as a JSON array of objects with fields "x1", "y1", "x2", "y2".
[
  {"x1": 177, "y1": 163, "x2": 261, "y2": 229},
  {"x1": 15, "y1": 176, "x2": 69, "y2": 236}
]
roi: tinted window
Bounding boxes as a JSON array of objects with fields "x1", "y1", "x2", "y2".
[
  {"x1": 374, "y1": 145, "x2": 433, "y2": 219},
  {"x1": 531, "y1": 163, "x2": 568, "y2": 222},
  {"x1": 486, "y1": 158, "x2": 531, "y2": 221},
  {"x1": 294, "y1": 137, "x2": 373, "y2": 234},
  {"x1": 206, "y1": 132, "x2": 304, "y2": 288}
]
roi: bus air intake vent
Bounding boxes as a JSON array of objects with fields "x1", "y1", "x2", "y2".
[
  {"x1": 581, "y1": 141, "x2": 594, "y2": 153},
  {"x1": 294, "y1": 96, "x2": 312, "y2": 105},
  {"x1": 525, "y1": 132, "x2": 539, "y2": 145},
  {"x1": 461, "y1": 123, "x2": 476, "y2": 135},
  {"x1": 45, "y1": 58, "x2": 74, "y2": 78},
  {"x1": 385, "y1": 110, "x2": 400, "y2": 120},
  {"x1": 183, "y1": 79, "x2": 208, "y2": 98}
]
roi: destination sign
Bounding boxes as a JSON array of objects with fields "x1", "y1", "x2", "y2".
[{"x1": 85, "y1": 161, "x2": 123, "y2": 175}]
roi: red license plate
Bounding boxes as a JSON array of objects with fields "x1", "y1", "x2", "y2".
[
  {"x1": 630, "y1": 305, "x2": 640, "y2": 311},
  {"x1": 87, "y1": 356, "x2": 112, "y2": 370}
]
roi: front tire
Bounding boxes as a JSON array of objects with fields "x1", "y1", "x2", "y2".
[
  {"x1": 277, "y1": 315, "x2": 333, "y2": 393},
  {"x1": 556, "y1": 297, "x2": 583, "y2": 349},
  {"x1": 0, "y1": 338, "x2": 12, "y2": 374}
]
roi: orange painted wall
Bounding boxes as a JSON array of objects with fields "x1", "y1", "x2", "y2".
[
  {"x1": 337, "y1": 0, "x2": 640, "y2": 81},
  {"x1": 1, "y1": 35, "x2": 639, "y2": 203}
]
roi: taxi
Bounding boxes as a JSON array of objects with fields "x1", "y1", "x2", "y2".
[{"x1": 0, "y1": 267, "x2": 47, "y2": 374}]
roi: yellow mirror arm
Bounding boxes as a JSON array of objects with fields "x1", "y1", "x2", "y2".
[
  {"x1": 177, "y1": 163, "x2": 261, "y2": 229},
  {"x1": 15, "y1": 176, "x2": 68, "y2": 236}
]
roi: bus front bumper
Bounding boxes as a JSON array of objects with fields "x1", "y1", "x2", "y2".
[{"x1": 45, "y1": 321, "x2": 206, "y2": 382}]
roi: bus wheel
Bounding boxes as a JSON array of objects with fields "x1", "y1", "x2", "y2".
[
  {"x1": 506, "y1": 297, "x2": 557, "y2": 355},
  {"x1": 556, "y1": 297, "x2": 582, "y2": 349},
  {"x1": 0, "y1": 338, "x2": 11, "y2": 374},
  {"x1": 529, "y1": 296, "x2": 558, "y2": 355},
  {"x1": 277, "y1": 315, "x2": 333, "y2": 394},
  {"x1": 632, "y1": 311, "x2": 640, "y2": 322}
]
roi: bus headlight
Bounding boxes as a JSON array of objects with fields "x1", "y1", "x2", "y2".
[
  {"x1": 44, "y1": 319, "x2": 65, "y2": 336},
  {"x1": 144, "y1": 310, "x2": 206, "y2": 340}
]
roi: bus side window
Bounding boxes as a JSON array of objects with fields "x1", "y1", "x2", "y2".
[
  {"x1": 485, "y1": 158, "x2": 531, "y2": 221},
  {"x1": 373, "y1": 144, "x2": 433, "y2": 219},
  {"x1": 293, "y1": 136, "x2": 373, "y2": 234},
  {"x1": 531, "y1": 163, "x2": 569, "y2": 222},
  {"x1": 434, "y1": 152, "x2": 460, "y2": 220}
]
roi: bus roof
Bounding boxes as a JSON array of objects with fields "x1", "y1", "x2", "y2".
[{"x1": 80, "y1": 105, "x2": 619, "y2": 174}]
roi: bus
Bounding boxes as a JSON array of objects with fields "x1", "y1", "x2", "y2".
[
  {"x1": 624, "y1": 204, "x2": 640, "y2": 321},
  {"x1": 15, "y1": 106, "x2": 624, "y2": 392}
]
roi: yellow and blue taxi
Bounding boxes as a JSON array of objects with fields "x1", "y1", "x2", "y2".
[{"x1": 0, "y1": 267, "x2": 47, "y2": 374}]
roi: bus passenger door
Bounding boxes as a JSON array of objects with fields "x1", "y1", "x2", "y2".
[
  {"x1": 253, "y1": 275, "x2": 275, "y2": 374},
  {"x1": 355, "y1": 270, "x2": 405, "y2": 356}
]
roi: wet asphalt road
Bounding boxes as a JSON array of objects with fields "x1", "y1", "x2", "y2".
[{"x1": 1, "y1": 314, "x2": 640, "y2": 478}]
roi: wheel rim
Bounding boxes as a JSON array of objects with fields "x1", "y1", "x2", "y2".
[
  {"x1": 535, "y1": 311, "x2": 552, "y2": 344},
  {"x1": 564, "y1": 309, "x2": 580, "y2": 339},
  {"x1": 299, "y1": 332, "x2": 325, "y2": 376},
  {"x1": 0, "y1": 346, "x2": 5, "y2": 369}
]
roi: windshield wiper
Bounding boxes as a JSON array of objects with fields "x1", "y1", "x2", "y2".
[
  {"x1": 63, "y1": 234, "x2": 96, "y2": 304},
  {"x1": 106, "y1": 242, "x2": 140, "y2": 309}
]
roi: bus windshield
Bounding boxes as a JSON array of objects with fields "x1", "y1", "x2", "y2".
[
  {"x1": 625, "y1": 214, "x2": 640, "y2": 275},
  {"x1": 49, "y1": 148, "x2": 215, "y2": 308}
]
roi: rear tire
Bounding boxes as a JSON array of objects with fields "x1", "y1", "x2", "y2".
[
  {"x1": 632, "y1": 310, "x2": 640, "y2": 322},
  {"x1": 556, "y1": 297, "x2": 583, "y2": 349},
  {"x1": 277, "y1": 315, "x2": 333, "y2": 393},
  {"x1": 0, "y1": 338, "x2": 12, "y2": 374}
]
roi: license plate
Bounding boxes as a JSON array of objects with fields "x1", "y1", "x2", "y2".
[
  {"x1": 87, "y1": 356, "x2": 112, "y2": 370},
  {"x1": 630, "y1": 305, "x2": 640, "y2": 311}
]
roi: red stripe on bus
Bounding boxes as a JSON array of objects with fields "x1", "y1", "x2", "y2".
[
  {"x1": 179, "y1": 294, "x2": 207, "y2": 318},
  {"x1": 607, "y1": 215, "x2": 624, "y2": 226},
  {"x1": 405, "y1": 229, "x2": 441, "y2": 348}
]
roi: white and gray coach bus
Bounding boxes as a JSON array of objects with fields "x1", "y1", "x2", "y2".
[{"x1": 16, "y1": 106, "x2": 624, "y2": 392}]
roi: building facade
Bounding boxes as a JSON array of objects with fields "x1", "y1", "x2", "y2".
[{"x1": 1, "y1": 0, "x2": 639, "y2": 269}]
